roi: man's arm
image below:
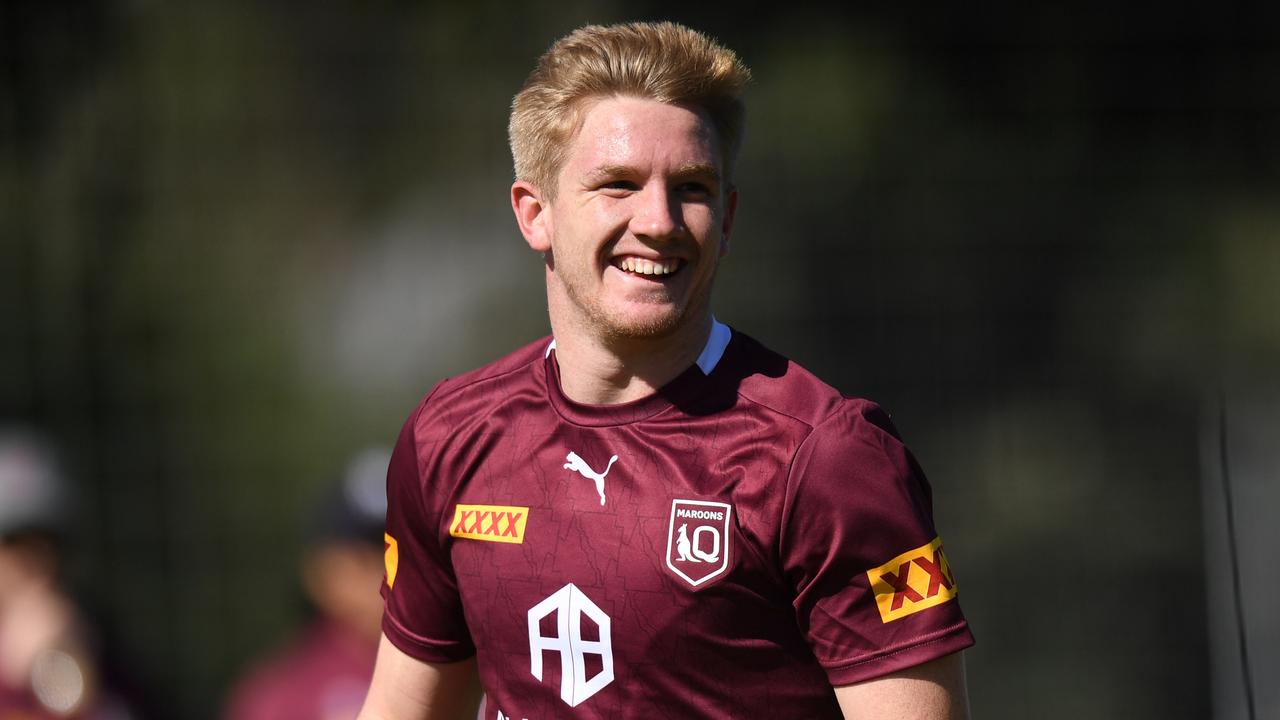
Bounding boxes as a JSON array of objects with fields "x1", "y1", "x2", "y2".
[
  {"x1": 357, "y1": 634, "x2": 482, "y2": 720},
  {"x1": 833, "y1": 651, "x2": 970, "y2": 720}
]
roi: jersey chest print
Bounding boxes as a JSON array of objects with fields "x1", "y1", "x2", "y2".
[{"x1": 446, "y1": 442, "x2": 742, "y2": 715}]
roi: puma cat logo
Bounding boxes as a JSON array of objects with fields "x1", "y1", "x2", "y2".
[{"x1": 563, "y1": 451, "x2": 618, "y2": 506}]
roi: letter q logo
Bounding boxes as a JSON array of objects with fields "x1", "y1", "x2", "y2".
[{"x1": 665, "y1": 499, "x2": 733, "y2": 588}]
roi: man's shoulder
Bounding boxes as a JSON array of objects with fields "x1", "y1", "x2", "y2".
[
  {"x1": 408, "y1": 335, "x2": 550, "y2": 422},
  {"x1": 725, "y1": 329, "x2": 881, "y2": 432},
  {"x1": 438, "y1": 335, "x2": 551, "y2": 395}
]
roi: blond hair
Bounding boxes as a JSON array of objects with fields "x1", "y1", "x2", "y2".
[{"x1": 509, "y1": 22, "x2": 751, "y2": 197}]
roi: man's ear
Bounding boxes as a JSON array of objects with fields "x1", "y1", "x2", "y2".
[
  {"x1": 719, "y1": 187, "x2": 739, "y2": 258},
  {"x1": 512, "y1": 180, "x2": 552, "y2": 252}
]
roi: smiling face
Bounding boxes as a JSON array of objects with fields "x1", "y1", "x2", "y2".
[{"x1": 513, "y1": 96, "x2": 738, "y2": 344}]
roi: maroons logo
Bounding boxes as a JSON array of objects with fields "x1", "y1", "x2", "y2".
[{"x1": 665, "y1": 499, "x2": 732, "y2": 587}]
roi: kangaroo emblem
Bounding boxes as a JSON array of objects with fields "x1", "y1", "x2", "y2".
[
  {"x1": 563, "y1": 451, "x2": 618, "y2": 506},
  {"x1": 676, "y1": 523, "x2": 719, "y2": 563}
]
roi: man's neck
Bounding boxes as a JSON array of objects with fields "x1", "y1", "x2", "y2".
[{"x1": 551, "y1": 314, "x2": 712, "y2": 405}]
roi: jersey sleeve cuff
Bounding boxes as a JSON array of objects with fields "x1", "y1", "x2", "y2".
[
  {"x1": 823, "y1": 622, "x2": 975, "y2": 687},
  {"x1": 382, "y1": 609, "x2": 476, "y2": 664}
]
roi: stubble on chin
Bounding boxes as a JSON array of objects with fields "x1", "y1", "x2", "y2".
[
  {"x1": 549, "y1": 252, "x2": 721, "y2": 345},
  {"x1": 582, "y1": 275, "x2": 719, "y2": 345},
  {"x1": 558, "y1": 278, "x2": 682, "y2": 341},
  {"x1": 596, "y1": 307, "x2": 685, "y2": 341}
]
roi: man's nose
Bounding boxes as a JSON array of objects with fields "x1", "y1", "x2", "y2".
[{"x1": 629, "y1": 184, "x2": 684, "y2": 240}]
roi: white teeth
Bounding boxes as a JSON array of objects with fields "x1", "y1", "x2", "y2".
[{"x1": 616, "y1": 257, "x2": 678, "y2": 276}]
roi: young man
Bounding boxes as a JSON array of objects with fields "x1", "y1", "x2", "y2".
[{"x1": 360, "y1": 22, "x2": 973, "y2": 720}]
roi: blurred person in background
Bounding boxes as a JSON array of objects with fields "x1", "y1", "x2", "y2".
[
  {"x1": 0, "y1": 429, "x2": 136, "y2": 720},
  {"x1": 222, "y1": 448, "x2": 391, "y2": 720}
]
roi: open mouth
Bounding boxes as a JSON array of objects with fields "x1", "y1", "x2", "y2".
[{"x1": 612, "y1": 256, "x2": 683, "y2": 278}]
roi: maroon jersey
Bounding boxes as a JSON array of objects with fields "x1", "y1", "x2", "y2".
[
  {"x1": 222, "y1": 619, "x2": 376, "y2": 720},
  {"x1": 382, "y1": 324, "x2": 973, "y2": 719}
]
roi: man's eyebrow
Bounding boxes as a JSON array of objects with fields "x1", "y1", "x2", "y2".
[
  {"x1": 582, "y1": 164, "x2": 636, "y2": 183},
  {"x1": 672, "y1": 163, "x2": 721, "y2": 182},
  {"x1": 582, "y1": 163, "x2": 722, "y2": 184}
]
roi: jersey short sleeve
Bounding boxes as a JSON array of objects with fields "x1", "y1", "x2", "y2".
[
  {"x1": 380, "y1": 395, "x2": 476, "y2": 662},
  {"x1": 780, "y1": 400, "x2": 973, "y2": 685}
]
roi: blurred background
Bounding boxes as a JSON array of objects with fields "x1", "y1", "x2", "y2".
[{"x1": 3, "y1": 2, "x2": 1277, "y2": 718}]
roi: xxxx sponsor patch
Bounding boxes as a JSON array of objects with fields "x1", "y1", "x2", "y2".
[
  {"x1": 867, "y1": 537, "x2": 958, "y2": 623},
  {"x1": 449, "y1": 504, "x2": 529, "y2": 544}
]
